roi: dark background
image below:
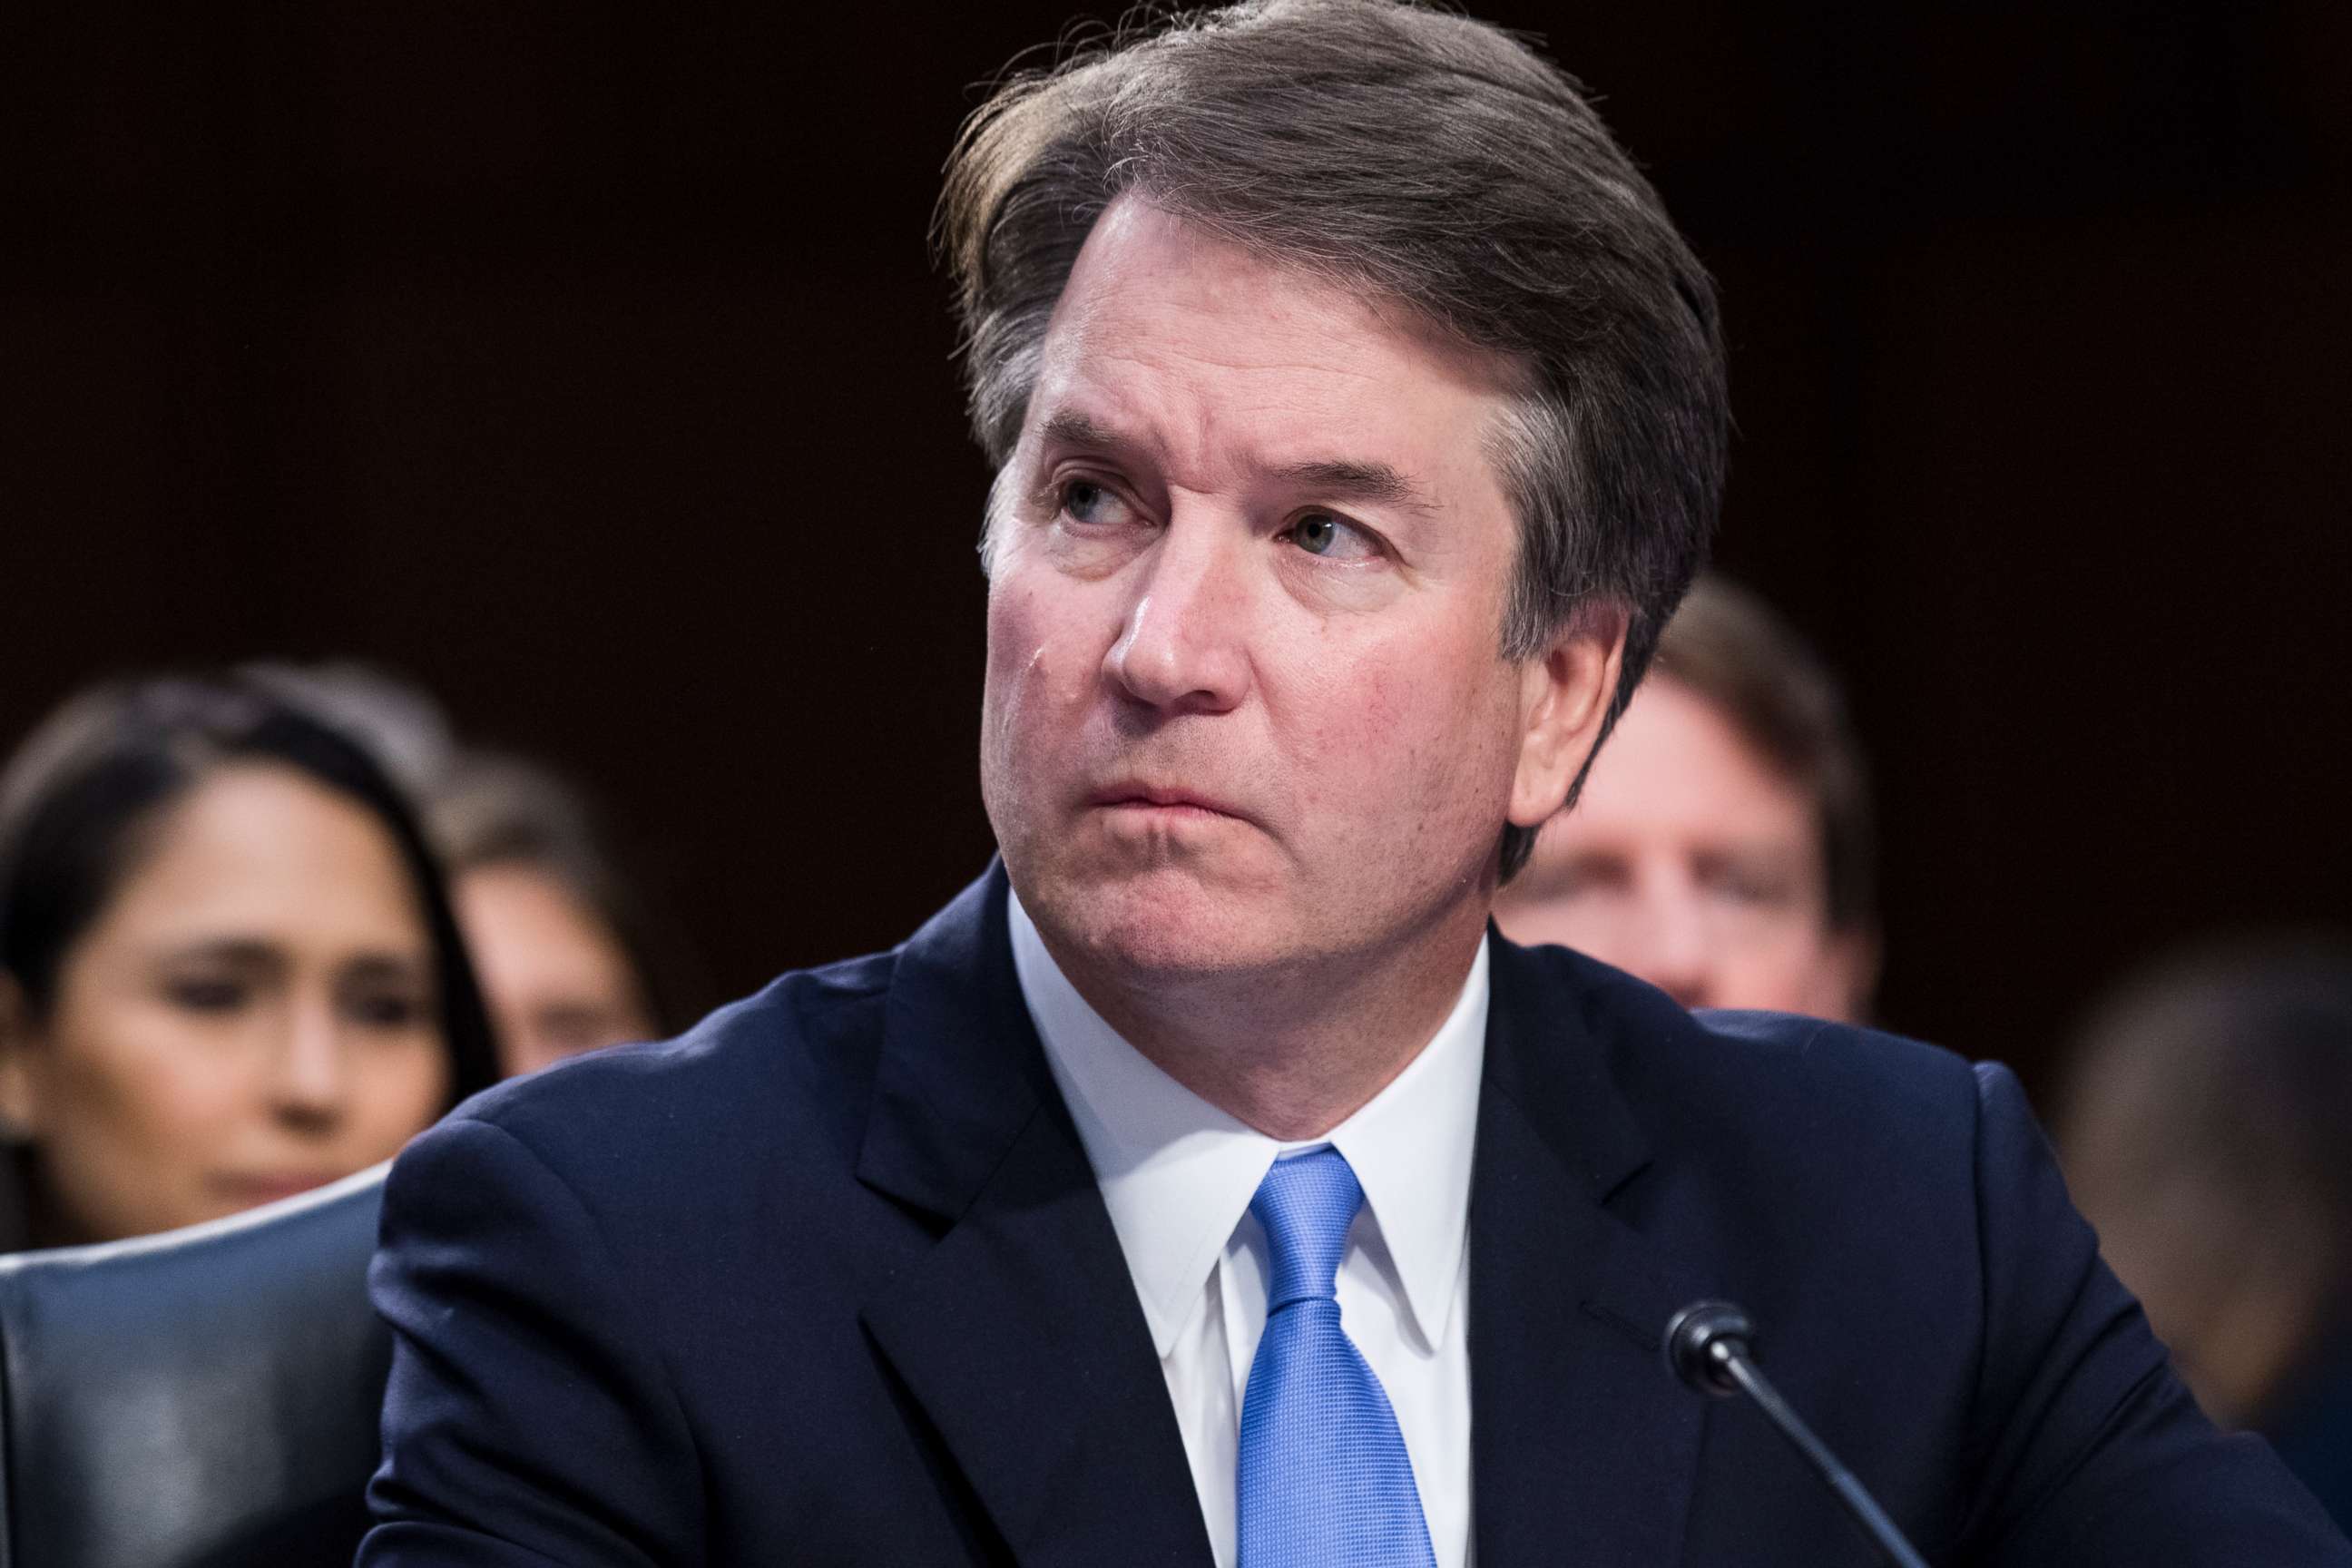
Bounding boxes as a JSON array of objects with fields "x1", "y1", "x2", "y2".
[{"x1": 5, "y1": 1, "x2": 2347, "y2": 1099}]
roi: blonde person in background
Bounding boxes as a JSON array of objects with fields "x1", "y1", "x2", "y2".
[{"x1": 1495, "y1": 573, "x2": 1879, "y2": 1022}]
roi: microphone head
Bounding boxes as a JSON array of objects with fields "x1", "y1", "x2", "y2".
[{"x1": 1665, "y1": 1299, "x2": 1757, "y2": 1397}]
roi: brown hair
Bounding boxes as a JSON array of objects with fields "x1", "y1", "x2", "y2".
[
  {"x1": 1651, "y1": 576, "x2": 1876, "y2": 932},
  {"x1": 241, "y1": 663, "x2": 702, "y2": 1036},
  {"x1": 938, "y1": 0, "x2": 1730, "y2": 878}
]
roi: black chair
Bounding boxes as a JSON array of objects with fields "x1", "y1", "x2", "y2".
[{"x1": 0, "y1": 1167, "x2": 391, "y2": 1568}]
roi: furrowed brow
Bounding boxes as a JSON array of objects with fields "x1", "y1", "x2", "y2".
[
  {"x1": 1032, "y1": 410, "x2": 1434, "y2": 515},
  {"x1": 1034, "y1": 408, "x2": 1135, "y2": 459},
  {"x1": 1272, "y1": 457, "x2": 1436, "y2": 514}
]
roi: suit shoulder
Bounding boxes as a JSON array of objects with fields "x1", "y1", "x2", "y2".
[
  {"x1": 1505, "y1": 937, "x2": 1989, "y2": 1179},
  {"x1": 1508, "y1": 949, "x2": 2004, "y2": 1328},
  {"x1": 440, "y1": 948, "x2": 899, "y2": 1178},
  {"x1": 1685, "y1": 1006, "x2": 1982, "y2": 1117},
  {"x1": 1506, "y1": 936, "x2": 1976, "y2": 1100},
  {"x1": 1652, "y1": 1010, "x2": 1995, "y2": 1237}
]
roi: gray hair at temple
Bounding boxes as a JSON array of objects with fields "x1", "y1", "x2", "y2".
[{"x1": 937, "y1": 0, "x2": 1730, "y2": 879}]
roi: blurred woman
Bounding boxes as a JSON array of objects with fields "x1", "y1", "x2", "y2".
[
  {"x1": 0, "y1": 676, "x2": 498, "y2": 1250},
  {"x1": 246, "y1": 663, "x2": 691, "y2": 1079},
  {"x1": 427, "y1": 753, "x2": 685, "y2": 1077}
]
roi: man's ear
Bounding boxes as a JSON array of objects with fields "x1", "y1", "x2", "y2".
[
  {"x1": 1509, "y1": 601, "x2": 1629, "y2": 830},
  {"x1": 0, "y1": 975, "x2": 44, "y2": 1138}
]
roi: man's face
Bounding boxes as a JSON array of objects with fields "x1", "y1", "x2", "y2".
[
  {"x1": 1493, "y1": 676, "x2": 1875, "y2": 1021},
  {"x1": 980, "y1": 198, "x2": 1610, "y2": 990}
]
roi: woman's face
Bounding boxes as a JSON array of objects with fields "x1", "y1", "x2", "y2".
[
  {"x1": 0, "y1": 762, "x2": 451, "y2": 1244},
  {"x1": 453, "y1": 863, "x2": 654, "y2": 1078}
]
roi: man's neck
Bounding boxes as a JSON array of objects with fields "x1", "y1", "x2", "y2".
[{"x1": 1035, "y1": 908, "x2": 1490, "y2": 1142}]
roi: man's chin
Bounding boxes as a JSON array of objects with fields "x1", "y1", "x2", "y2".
[{"x1": 1021, "y1": 860, "x2": 1292, "y2": 980}]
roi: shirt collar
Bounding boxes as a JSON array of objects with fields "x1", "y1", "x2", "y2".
[{"x1": 1009, "y1": 887, "x2": 1487, "y2": 1358}]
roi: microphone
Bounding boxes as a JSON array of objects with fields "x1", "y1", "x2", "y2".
[{"x1": 1664, "y1": 1300, "x2": 1933, "y2": 1568}]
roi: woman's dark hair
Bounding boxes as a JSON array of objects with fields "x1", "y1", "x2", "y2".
[
  {"x1": 0, "y1": 674, "x2": 501, "y2": 1104},
  {"x1": 240, "y1": 661, "x2": 706, "y2": 1038}
]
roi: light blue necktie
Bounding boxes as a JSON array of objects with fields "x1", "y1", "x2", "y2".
[{"x1": 1237, "y1": 1148, "x2": 1438, "y2": 1568}]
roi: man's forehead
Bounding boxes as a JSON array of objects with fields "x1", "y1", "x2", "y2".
[
  {"x1": 1020, "y1": 203, "x2": 1519, "y2": 502},
  {"x1": 1039, "y1": 199, "x2": 1514, "y2": 394}
]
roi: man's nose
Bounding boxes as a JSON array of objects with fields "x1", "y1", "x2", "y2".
[
  {"x1": 1103, "y1": 512, "x2": 1253, "y2": 714},
  {"x1": 1626, "y1": 882, "x2": 1715, "y2": 1010}
]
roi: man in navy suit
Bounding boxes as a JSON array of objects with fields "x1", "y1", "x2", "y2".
[{"x1": 364, "y1": 3, "x2": 2350, "y2": 1563}]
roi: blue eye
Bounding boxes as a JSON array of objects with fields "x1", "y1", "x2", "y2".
[
  {"x1": 1059, "y1": 478, "x2": 1137, "y2": 527},
  {"x1": 1287, "y1": 512, "x2": 1375, "y2": 560}
]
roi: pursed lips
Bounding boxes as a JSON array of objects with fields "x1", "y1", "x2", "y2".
[{"x1": 1086, "y1": 781, "x2": 1254, "y2": 824}]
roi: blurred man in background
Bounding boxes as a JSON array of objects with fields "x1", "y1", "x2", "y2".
[
  {"x1": 1494, "y1": 574, "x2": 1878, "y2": 1020},
  {"x1": 2059, "y1": 933, "x2": 2352, "y2": 1532}
]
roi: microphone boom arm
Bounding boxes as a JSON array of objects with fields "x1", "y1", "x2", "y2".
[{"x1": 1665, "y1": 1301, "x2": 1932, "y2": 1568}]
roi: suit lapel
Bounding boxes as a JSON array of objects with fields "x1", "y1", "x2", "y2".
[
  {"x1": 857, "y1": 867, "x2": 1213, "y2": 1568},
  {"x1": 856, "y1": 880, "x2": 1716, "y2": 1566},
  {"x1": 1471, "y1": 935, "x2": 1716, "y2": 1567}
]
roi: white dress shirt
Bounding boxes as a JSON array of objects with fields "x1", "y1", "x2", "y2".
[{"x1": 1009, "y1": 890, "x2": 1485, "y2": 1568}]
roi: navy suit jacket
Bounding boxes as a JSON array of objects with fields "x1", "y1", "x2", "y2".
[{"x1": 363, "y1": 865, "x2": 2350, "y2": 1564}]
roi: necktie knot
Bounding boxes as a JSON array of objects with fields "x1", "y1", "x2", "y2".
[{"x1": 1250, "y1": 1147, "x2": 1363, "y2": 1311}]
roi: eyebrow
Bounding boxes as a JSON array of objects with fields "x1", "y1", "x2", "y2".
[
  {"x1": 340, "y1": 953, "x2": 430, "y2": 985},
  {"x1": 1034, "y1": 408, "x2": 1436, "y2": 514},
  {"x1": 1268, "y1": 457, "x2": 1436, "y2": 514},
  {"x1": 155, "y1": 938, "x2": 283, "y2": 971},
  {"x1": 1035, "y1": 409, "x2": 1142, "y2": 464},
  {"x1": 151, "y1": 939, "x2": 427, "y2": 981}
]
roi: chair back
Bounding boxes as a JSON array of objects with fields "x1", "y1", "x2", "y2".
[{"x1": 0, "y1": 1167, "x2": 390, "y2": 1568}]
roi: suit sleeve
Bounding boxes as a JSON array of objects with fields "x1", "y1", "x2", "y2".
[
  {"x1": 358, "y1": 1115, "x2": 704, "y2": 1566},
  {"x1": 1964, "y1": 1062, "x2": 2352, "y2": 1563}
]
